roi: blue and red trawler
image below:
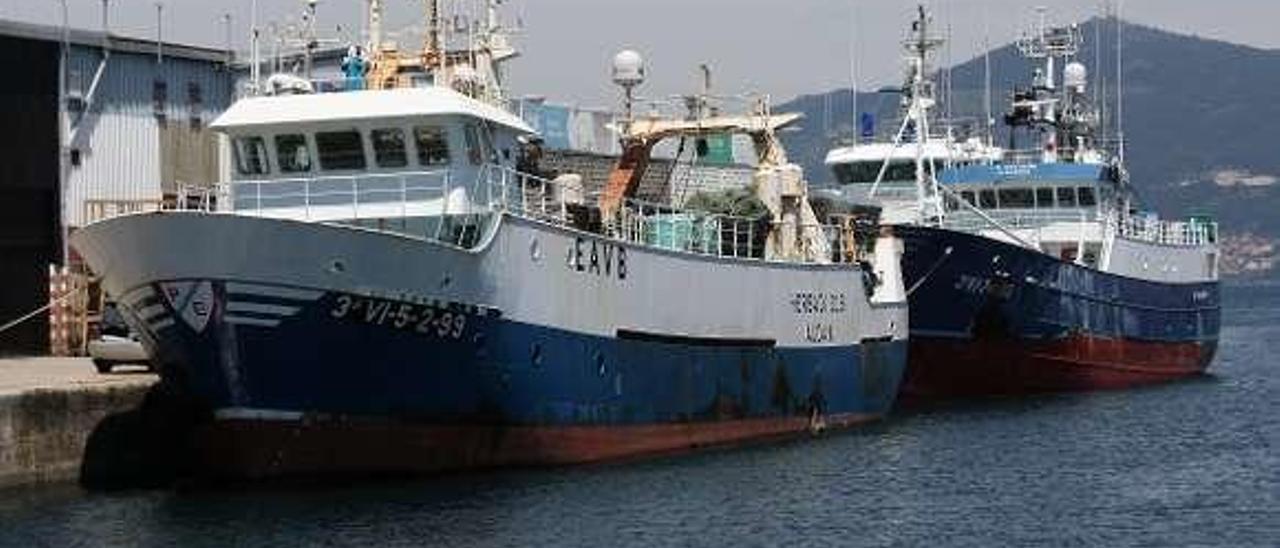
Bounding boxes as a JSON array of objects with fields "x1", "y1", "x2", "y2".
[
  {"x1": 70, "y1": 1, "x2": 909, "y2": 479},
  {"x1": 826, "y1": 8, "x2": 1219, "y2": 400}
]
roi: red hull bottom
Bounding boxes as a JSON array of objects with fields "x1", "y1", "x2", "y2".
[
  {"x1": 192, "y1": 413, "x2": 879, "y2": 480},
  {"x1": 901, "y1": 333, "x2": 1217, "y2": 401}
]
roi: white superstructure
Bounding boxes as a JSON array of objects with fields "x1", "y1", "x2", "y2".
[{"x1": 825, "y1": 6, "x2": 1218, "y2": 284}]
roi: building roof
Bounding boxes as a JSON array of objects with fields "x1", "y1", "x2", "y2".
[
  {"x1": 210, "y1": 86, "x2": 536, "y2": 134},
  {"x1": 0, "y1": 18, "x2": 232, "y2": 63}
]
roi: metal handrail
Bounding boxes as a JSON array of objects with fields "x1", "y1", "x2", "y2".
[
  {"x1": 161, "y1": 164, "x2": 873, "y2": 263},
  {"x1": 943, "y1": 205, "x2": 1217, "y2": 248},
  {"x1": 1112, "y1": 215, "x2": 1217, "y2": 247},
  {"x1": 944, "y1": 208, "x2": 1098, "y2": 230},
  {"x1": 228, "y1": 170, "x2": 455, "y2": 219}
]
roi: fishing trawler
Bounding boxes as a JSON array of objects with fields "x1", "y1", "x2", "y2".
[
  {"x1": 70, "y1": 0, "x2": 908, "y2": 479},
  {"x1": 826, "y1": 8, "x2": 1219, "y2": 399}
]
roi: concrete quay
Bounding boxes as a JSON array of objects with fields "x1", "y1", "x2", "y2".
[{"x1": 0, "y1": 358, "x2": 157, "y2": 489}]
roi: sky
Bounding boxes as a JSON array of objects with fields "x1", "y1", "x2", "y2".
[{"x1": 1, "y1": 0, "x2": 1274, "y2": 108}]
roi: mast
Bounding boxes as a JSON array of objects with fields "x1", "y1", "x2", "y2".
[
  {"x1": 154, "y1": 2, "x2": 163, "y2": 65},
  {"x1": 871, "y1": 4, "x2": 944, "y2": 221},
  {"x1": 367, "y1": 0, "x2": 383, "y2": 53},
  {"x1": 428, "y1": 0, "x2": 442, "y2": 75},
  {"x1": 250, "y1": 0, "x2": 260, "y2": 92},
  {"x1": 983, "y1": 1, "x2": 993, "y2": 146},
  {"x1": 302, "y1": 0, "x2": 318, "y2": 80},
  {"x1": 1116, "y1": 0, "x2": 1125, "y2": 165},
  {"x1": 848, "y1": 1, "x2": 859, "y2": 144}
]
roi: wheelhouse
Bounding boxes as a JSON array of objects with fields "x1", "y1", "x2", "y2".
[
  {"x1": 210, "y1": 87, "x2": 535, "y2": 240},
  {"x1": 936, "y1": 162, "x2": 1120, "y2": 266},
  {"x1": 940, "y1": 162, "x2": 1118, "y2": 215}
]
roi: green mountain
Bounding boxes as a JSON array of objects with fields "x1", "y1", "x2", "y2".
[{"x1": 779, "y1": 18, "x2": 1280, "y2": 242}]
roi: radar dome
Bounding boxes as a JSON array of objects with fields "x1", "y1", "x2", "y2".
[
  {"x1": 612, "y1": 50, "x2": 646, "y2": 88},
  {"x1": 1064, "y1": 62, "x2": 1088, "y2": 92}
]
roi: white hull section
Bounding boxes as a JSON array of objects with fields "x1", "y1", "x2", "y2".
[{"x1": 73, "y1": 212, "x2": 908, "y2": 350}]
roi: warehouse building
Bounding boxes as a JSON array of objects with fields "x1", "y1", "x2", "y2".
[{"x1": 0, "y1": 19, "x2": 234, "y2": 355}]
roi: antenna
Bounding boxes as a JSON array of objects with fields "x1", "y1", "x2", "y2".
[
  {"x1": 1116, "y1": 0, "x2": 1125, "y2": 164},
  {"x1": 944, "y1": 0, "x2": 953, "y2": 126},
  {"x1": 223, "y1": 13, "x2": 234, "y2": 67},
  {"x1": 366, "y1": 0, "x2": 384, "y2": 52},
  {"x1": 303, "y1": 0, "x2": 318, "y2": 79},
  {"x1": 154, "y1": 2, "x2": 163, "y2": 65},
  {"x1": 429, "y1": 0, "x2": 443, "y2": 75},
  {"x1": 1095, "y1": 3, "x2": 1103, "y2": 138},
  {"x1": 983, "y1": 0, "x2": 993, "y2": 146},
  {"x1": 700, "y1": 63, "x2": 713, "y2": 118},
  {"x1": 100, "y1": 0, "x2": 110, "y2": 50},
  {"x1": 250, "y1": 0, "x2": 261, "y2": 92},
  {"x1": 849, "y1": 1, "x2": 859, "y2": 144}
]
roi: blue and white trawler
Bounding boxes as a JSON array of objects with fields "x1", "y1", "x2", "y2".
[
  {"x1": 825, "y1": 7, "x2": 1219, "y2": 400},
  {"x1": 71, "y1": 0, "x2": 909, "y2": 479}
]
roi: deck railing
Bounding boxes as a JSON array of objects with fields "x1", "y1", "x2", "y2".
[
  {"x1": 1113, "y1": 215, "x2": 1217, "y2": 247},
  {"x1": 83, "y1": 199, "x2": 165, "y2": 225},
  {"x1": 148, "y1": 164, "x2": 867, "y2": 263},
  {"x1": 617, "y1": 198, "x2": 765, "y2": 260},
  {"x1": 942, "y1": 209, "x2": 1095, "y2": 233},
  {"x1": 229, "y1": 170, "x2": 456, "y2": 221},
  {"x1": 940, "y1": 206, "x2": 1217, "y2": 248}
]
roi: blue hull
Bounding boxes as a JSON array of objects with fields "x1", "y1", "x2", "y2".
[
  {"x1": 124, "y1": 279, "x2": 906, "y2": 474},
  {"x1": 894, "y1": 225, "x2": 1220, "y2": 399}
]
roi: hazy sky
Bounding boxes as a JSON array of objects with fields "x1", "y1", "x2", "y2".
[{"x1": 2, "y1": 0, "x2": 1273, "y2": 107}]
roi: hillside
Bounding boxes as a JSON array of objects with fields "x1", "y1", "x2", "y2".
[{"x1": 779, "y1": 18, "x2": 1280, "y2": 275}]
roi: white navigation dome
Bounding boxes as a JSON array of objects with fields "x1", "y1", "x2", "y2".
[
  {"x1": 612, "y1": 50, "x2": 646, "y2": 88},
  {"x1": 1064, "y1": 62, "x2": 1088, "y2": 92}
]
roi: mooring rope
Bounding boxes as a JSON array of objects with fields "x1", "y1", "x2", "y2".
[{"x1": 0, "y1": 283, "x2": 93, "y2": 337}]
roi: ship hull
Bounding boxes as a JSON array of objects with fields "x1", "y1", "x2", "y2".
[
  {"x1": 71, "y1": 212, "x2": 907, "y2": 479},
  {"x1": 895, "y1": 224, "x2": 1219, "y2": 401}
]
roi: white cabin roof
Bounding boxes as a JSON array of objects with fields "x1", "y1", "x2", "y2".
[
  {"x1": 210, "y1": 87, "x2": 535, "y2": 134},
  {"x1": 825, "y1": 139, "x2": 1001, "y2": 165}
]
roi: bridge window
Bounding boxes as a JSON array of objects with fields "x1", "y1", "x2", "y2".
[
  {"x1": 1056, "y1": 187, "x2": 1078, "y2": 208},
  {"x1": 275, "y1": 134, "x2": 311, "y2": 173},
  {"x1": 959, "y1": 190, "x2": 976, "y2": 207},
  {"x1": 833, "y1": 161, "x2": 928, "y2": 184},
  {"x1": 998, "y1": 188, "x2": 1034, "y2": 209},
  {"x1": 1077, "y1": 187, "x2": 1097, "y2": 207},
  {"x1": 979, "y1": 189, "x2": 997, "y2": 209},
  {"x1": 414, "y1": 126, "x2": 450, "y2": 167},
  {"x1": 1035, "y1": 187, "x2": 1054, "y2": 208},
  {"x1": 371, "y1": 128, "x2": 408, "y2": 168},
  {"x1": 233, "y1": 136, "x2": 269, "y2": 176},
  {"x1": 464, "y1": 124, "x2": 498, "y2": 166},
  {"x1": 316, "y1": 130, "x2": 367, "y2": 171},
  {"x1": 477, "y1": 125, "x2": 499, "y2": 164},
  {"x1": 464, "y1": 125, "x2": 483, "y2": 165}
]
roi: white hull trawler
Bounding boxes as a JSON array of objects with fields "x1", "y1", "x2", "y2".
[
  {"x1": 824, "y1": 6, "x2": 1219, "y2": 400},
  {"x1": 70, "y1": 0, "x2": 908, "y2": 479}
]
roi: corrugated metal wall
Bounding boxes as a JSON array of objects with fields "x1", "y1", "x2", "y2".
[{"x1": 64, "y1": 44, "x2": 233, "y2": 227}]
